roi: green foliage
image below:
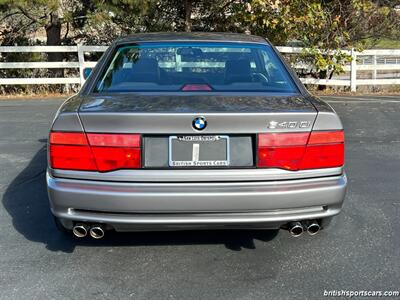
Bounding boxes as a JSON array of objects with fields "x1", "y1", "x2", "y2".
[
  {"x1": 300, "y1": 48, "x2": 352, "y2": 80},
  {"x1": 239, "y1": 0, "x2": 399, "y2": 80},
  {"x1": 0, "y1": 0, "x2": 399, "y2": 92},
  {"x1": 363, "y1": 38, "x2": 400, "y2": 49}
]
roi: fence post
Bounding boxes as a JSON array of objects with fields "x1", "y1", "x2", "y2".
[
  {"x1": 77, "y1": 44, "x2": 85, "y2": 87},
  {"x1": 372, "y1": 54, "x2": 377, "y2": 80},
  {"x1": 350, "y1": 48, "x2": 357, "y2": 92}
]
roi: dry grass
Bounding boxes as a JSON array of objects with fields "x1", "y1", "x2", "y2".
[{"x1": 0, "y1": 92, "x2": 73, "y2": 100}]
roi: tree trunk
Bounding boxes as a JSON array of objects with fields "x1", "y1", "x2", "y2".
[
  {"x1": 184, "y1": 0, "x2": 192, "y2": 32},
  {"x1": 46, "y1": 12, "x2": 63, "y2": 78},
  {"x1": 317, "y1": 70, "x2": 327, "y2": 91}
]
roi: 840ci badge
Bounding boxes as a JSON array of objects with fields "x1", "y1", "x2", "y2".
[{"x1": 168, "y1": 135, "x2": 230, "y2": 167}]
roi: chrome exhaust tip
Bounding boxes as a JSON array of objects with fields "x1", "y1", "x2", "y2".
[
  {"x1": 306, "y1": 220, "x2": 321, "y2": 236},
  {"x1": 72, "y1": 223, "x2": 89, "y2": 238},
  {"x1": 89, "y1": 225, "x2": 105, "y2": 239},
  {"x1": 288, "y1": 221, "x2": 304, "y2": 237}
]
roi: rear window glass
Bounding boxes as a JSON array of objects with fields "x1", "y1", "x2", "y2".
[{"x1": 94, "y1": 42, "x2": 298, "y2": 93}]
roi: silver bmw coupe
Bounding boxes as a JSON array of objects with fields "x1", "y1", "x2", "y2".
[{"x1": 47, "y1": 32, "x2": 347, "y2": 239}]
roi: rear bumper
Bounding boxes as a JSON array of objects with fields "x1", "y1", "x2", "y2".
[{"x1": 47, "y1": 171, "x2": 347, "y2": 231}]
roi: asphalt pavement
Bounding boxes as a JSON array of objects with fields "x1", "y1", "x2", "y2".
[{"x1": 0, "y1": 95, "x2": 399, "y2": 299}]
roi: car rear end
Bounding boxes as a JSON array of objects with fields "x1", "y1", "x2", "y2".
[{"x1": 47, "y1": 34, "x2": 347, "y2": 238}]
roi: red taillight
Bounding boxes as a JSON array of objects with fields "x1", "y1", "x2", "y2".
[
  {"x1": 300, "y1": 144, "x2": 344, "y2": 169},
  {"x1": 50, "y1": 132, "x2": 88, "y2": 145},
  {"x1": 257, "y1": 132, "x2": 309, "y2": 170},
  {"x1": 90, "y1": 146, "x2": 141, "y2": 171},
  {"x1": 308, "y1": 131, "x2": 344, "y2": 145},
  {"x1": 300, "y1": 131, "x2": 344, "y2": 169},
  {"x1": 258, "y1": 132, "x2": 310, "y2": 147},
  {"x1": 49, "y1": 132, "x2": 141, "y2": 172},
  {"x1": 87, "y1": 133, "x2": 141, "y2": 147},
  {"x1": 50, "y1": 145, "x2": 97, "y2": 171},
  {"x1": 257, "y1": 130, "x2": 344, "y2": 170}
]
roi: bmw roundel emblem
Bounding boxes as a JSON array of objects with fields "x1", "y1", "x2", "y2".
[{"x1": 193, "y1": 117, "x2": 207, "y2": 131}]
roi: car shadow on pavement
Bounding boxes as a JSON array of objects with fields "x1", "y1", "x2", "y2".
[{"x1": 2, "y1": 144, "x2": 279, "y2": 253}]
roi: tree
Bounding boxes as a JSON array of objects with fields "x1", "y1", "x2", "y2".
[
  {"x1": 87, "y1": 0, "x2": 243, "y2": 36},
  {"x1": 1, "y1": 0, "x2": 399, "y2": 92},
  {"x1": 0, "y1": 0, "x2": 97, "y2": 77},
  {"x1": 235, "y1": 0, "x2": 400, "y2": 85}
]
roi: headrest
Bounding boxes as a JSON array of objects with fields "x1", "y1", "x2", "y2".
[
  {"x1": 224, "y1": 59, "x2": 252, "y2": 83},
  {"x1": 225, "y1": 59, "x2": 251, "y2": 75},
  {"x1": 132, "y1": 58, "x2": 159, "y2": 72},
  {"x1": 131, "y1": 58, "x2": 159, "y2": 82}
]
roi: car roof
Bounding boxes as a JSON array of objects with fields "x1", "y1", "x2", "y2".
[{"x1": 115, "y1": 32, "x2": 269, "y2": 45}]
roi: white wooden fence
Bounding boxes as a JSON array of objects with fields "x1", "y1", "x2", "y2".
[{"x1": 0, "y1": 45, "x2": 400, "y2": 92}]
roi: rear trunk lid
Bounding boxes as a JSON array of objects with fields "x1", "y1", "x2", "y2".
[
  {"x1": 78, "y1": 94, "x2": 317, "y2": 134},
  {"x1": 77, "y1": 94, "x2": 317, "y2": 170}
]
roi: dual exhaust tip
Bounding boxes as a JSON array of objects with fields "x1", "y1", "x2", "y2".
[
  {"x1": 288, "y1": 220, "x2": 320, "y2": 237},
  {"x1": 72, "y1": 224, "x2": 105, "y2": 239},
  {"x1": 73, "y1": 221, "x2": 319, "y2": 239}
]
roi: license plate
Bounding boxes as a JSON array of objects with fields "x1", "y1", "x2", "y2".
[{"x1": 169, "y1": 135, "x2": 230, "y2": 167}]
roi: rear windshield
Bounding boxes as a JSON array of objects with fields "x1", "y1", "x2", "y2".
[{"x1": 94, "y1": 42, "x2": 298, "y2": 93}]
